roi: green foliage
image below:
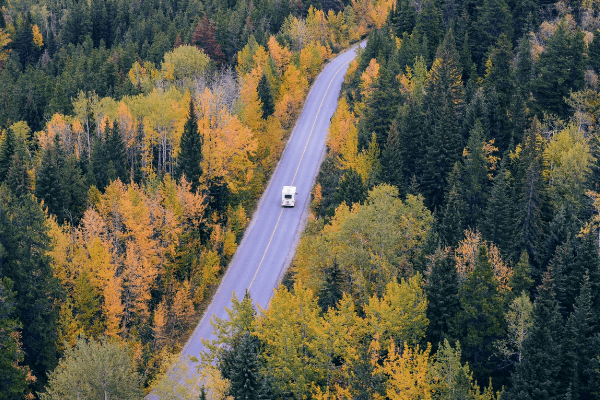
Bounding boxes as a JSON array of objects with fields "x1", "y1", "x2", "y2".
[
  {"x1": 39, "y1": 336, "x2": 144, "y2": 400},
  {"x1": 425, "y1": 251, "x2": 460, "y2": 349},
  {"x1": 336, "y1": 168, "x2": 367, "y2": 207},
  {"x1": 257, "y1": 73, "x2": 274, "y2": 119},
  {"x1": 531, "y1": 19, "x2": 587, "y2": 118},
  {"x1": 0, "y1": 185, "x2": 62, "y2": 392},
  {"x1": 450, "y1": 246, "x2": 506, "y2": 384},
  {"x1": 35, "y1": 135, "x2": 87, "y2": 224},
  {"x1": 0, "y1": 278, "x2": 28, "y2": 400},
  {"x1": 176, "y1": 98, "x2": 203, "y2": 191}
]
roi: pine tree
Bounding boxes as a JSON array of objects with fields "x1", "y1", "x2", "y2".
[
  {"x1": 510, "y1": 252, "x2": 534, "y2": 297},
  {"x1": 425, "y1": 252, "x2": 460, "y2": 350},
  {"x1": 0, "y1": 277, "x2": 28, "y2": 400},
  {"x1": 414, "y1": 0, "x2": 444, "y2": 61},
  {"x1": 6, "y1": 151, "x2": 31, "y2": 198},
  {"x1": 336, "y1": 168, "x2": 367, "y2": 207},
  {"x1": 460, "y1": 120, "x2": 491, "y2": 228},
  {"x1": 257, "y1": 74, "x2": 274, "y2": 119},
  {"x1": 177, "y1": 98, "x2": 203, "y2": 192},
  {"x1": 531, "y1": 19, "x2": 587, "y2": 118},
  {"x1": 0, "y1": 127, "x2": 16, "y2": 183},
  {"x1": 359, "y1": 62, "x2": 401, "y2": 151},
  {"x1": 90, "y1": 127, "x2": 109, "y2": 190},
  {"x1": 318, "y1": 258, "x2": 345, "y2": 312},
  {"x1": 507, "y1": 271, "x2": 565, "y2": 400},
  {"x1": 226, "y1": 332, "x2": 263, "y2": 400},
  {"x1": 512, "y1": 118, "x2": 547, "y2": 269},
  {"x1": 473, "y1": 0, "x2": 513, "y2": 66},
  {"x1": 481, "y1": 158, "x2": 513, "y2": 256},
  {"x1": 438, "y1": 164, "x2": 466, "y2": 248},
  {"x1": 380, "y1": 120, "x2": 405, "y2": 195},
  {"x1": 421, "y1": 29, "x2": 464, "y2": 209},
  {"x1": 0, "y1": 185, "x2": 62, "y2": 392},
  {"x1": 106, "y1": 121, "x2": 128, "y2": 183},
  {"x1": 450, "y1": 245, "x2": 505, "y2": 383}
]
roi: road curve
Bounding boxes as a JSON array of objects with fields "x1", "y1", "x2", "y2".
[{"x1": 150, "y1": 42, "x2": 362, "y2": 398}]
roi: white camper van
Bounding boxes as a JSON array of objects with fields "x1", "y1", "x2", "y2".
[{"x1": 282, "y1": 186, "x2": 297, "y2": 207}]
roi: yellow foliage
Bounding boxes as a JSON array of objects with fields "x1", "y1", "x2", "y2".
[
  {"x1": 196, "y1": 88, "x2": 257, "y2": 193},
  {"x1": 380, "y1": 342, "x2": 433, "y2": 400},
  {"x1": 267, "y1": 35, "x2": 292, "y2": 73},
  {"x1": 360, "y1": 58, "x2": 380, "y2": 106},
  {"x1": 455, "y1": 229, "x2": 513, "y2": 291},
  {"x1": 32, "y1": 24, "x2": 43, "y2": 47},
  {"x1": 0, "y1": 27, "x2": 12, "y2": 67}
]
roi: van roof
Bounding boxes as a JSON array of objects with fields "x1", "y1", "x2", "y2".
[{"x1": 282, "y1": 186, "x2": 296, "y2": 194}]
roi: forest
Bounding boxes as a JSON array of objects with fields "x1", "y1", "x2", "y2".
[{"x1": 2, "y1": 0, "x2": 600, "y2": 396}]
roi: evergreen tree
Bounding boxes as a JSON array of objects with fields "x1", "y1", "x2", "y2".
[
  {"x1": 90, "y1": 128, "x2": 109, "y2": 190},
  {"x1": 380, "y1": 120, "x2": 404, "y2": 195},
  {"x1": 0, "y1": 185, "x2": 62, "y2": 392},
  {"x1": 336, "y1": 168, "x2": 367, "y2": 207},
  {"x1": 563, "y1": 274, "x2": 594, "y2": 400},
  {"x1": 6, "y1": 151, "x2": 31, "y2": 198},
  {"x1": 507, "y1": 271, "x2": 565, "y2": 400},
  {"x1": 390, "y1": 0, "x2": 416, "y2": 36},
  {"x1": 481, "y1": 158, "x2": 513, "y2": 256},
  {"x1": 531, "y1": 19, "x2": 587, "y2": 118},
  {"x1": 421, "y1": 28, "x2": 464, "y2": 209},
  {"x1": 176, "y1": 98, "x2": 203, "y2": 192},
  {"x1": 589, "y1": 30, "x2": 600, "y2": 74},
  {"x1": 106, "y1": 121, "x2": 128, "y2": 183},
  {"x1": 414, "y1": 0, "x2": 444, "y2": 61},
  {"x1": 438, "y1": 164, "x2": 466, "y2": 248},
  {"x1": 460, "y1": 120, "x2": 491, "y2": 228},
  {"x1": 509, "y1": 252, "x2": 534, "y2": 297},
  {"x1": 359, "y1": 62, "x2": 401, "y2": 150},
  {"x1": 317, "y1": 258, "x2": 345, "y2": 312},
  {"x1": 0, "y1": 277, "x2": 28, "y2": 400},
  {"x1": 36, "y1": 135, "x2": 86, "y2": 224},
  {"x1": 425, "y1": 252, "x2": 460, "y2": 350},
  {"x1": 397, "y1": 90, "x2": 425, "y2": 185},
  {"x1": 0, "y1": 127, "x2": 16, "y2": 183},
  {"x1": 226, "y1": 332, "x2": 264, "y2": 400},
  {"x1": 512, "y1": 118, "x2": 547, "y2": 269},
  {"x1": 450, "y1": 245, "x2": 505, "y2": 383},
  {"x1": 257, "y1": 74, "x2": 274, "y2": 119},
  {"x1": 473, "y1": 0, "x2": 513, "y2": 67},
  {"x1": 483, "y1": 34, "x2": 514, "y2": 151}
]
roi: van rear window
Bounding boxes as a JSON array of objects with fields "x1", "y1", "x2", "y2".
[{"x1": 284, "y1": 194, "x2": 292, "y2": 199}]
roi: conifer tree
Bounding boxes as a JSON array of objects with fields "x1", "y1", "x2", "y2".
[
  {"x1": 0, "y1": 185, "x2": 61, "y2": 392},
  {"x1": 473, "y1": 0, "x2": 513, "y2": 66},
  {"x1": 380, "y1": 120, "x2": 404, "y2": 194},
  {"x1": 507, "y1": 271, "x2": 565, "y2": 400},
  {"x1": 359, "y1": 62, "x2": 401, "y2": 150},
  {"x1": 450, "y1": 245, "x2": 505, "y2": 383},
  {"x1": 336, "y1": 168, "x2": 367, "y2": 207},
  {"x1": 6, "y1": 151, "x2": 31, "y2": 198},
  {"x1": 106, "y1": 121, "x2": 128, "y2": 183},
  {"x1": 0, "y1": 127, "x2": 16, "y2": 183},
  {"x1": 421, "y1": 28, "x2": 464, "y2": 209},
  {"x1": 512, "y1": 118, "x2": 547, "y2": 269},
  {"x1": 531, "y1": 19, "x2": 587, "y2": 118},
  {"x1": 0, "y1": 277, "x2": 28, "y2": 400},
  {"x1": 226, "y1": 332, "x2": 263, "y2": 400},
  {"x1": 414, "y1": 0, "x2": 444, "y2": 61},
  {"x1": 460, "y1": 120, "x2": 491, "y2": 228},
  {"x1": 481, "y1": 158, "x2": 513, "y2": 256},
  {"x1": 90, "y1": 127, "x2": 109, "y2": 190},
  {"x1": 257, "y1": 74, "x2": 274, "y2": 119},
  {"x1": 317, "y1": 258, "x2": 345, "y2": 312},
  {"x1": 438, "y1": 164, "x2": 466, "y2": 248},
  {"x1": 177, "y1": 98, "x2": 203, "y2": 192},
  {"x1": 425, "y1": 252, "x2": 460, "y2": 349}
]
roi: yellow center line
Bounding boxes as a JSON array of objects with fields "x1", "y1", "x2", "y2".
[
  {"x1": 248, "y1": 60, "x2": 350, "y2": 291},
  {"x1": 291, "y1": 60, "x2": 351, "y2": 186}
]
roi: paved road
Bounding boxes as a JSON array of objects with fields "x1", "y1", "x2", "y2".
[{"x1": 150, "y1": 42, "x2": 362, "y2": 398}]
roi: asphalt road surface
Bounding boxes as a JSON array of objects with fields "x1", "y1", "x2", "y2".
[{"x1": 149, "y1": 42, "x2": 362, "y2": 398}]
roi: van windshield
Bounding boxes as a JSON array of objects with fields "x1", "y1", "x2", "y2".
[{"x1": 284, "y1": 194, "x2": 292, "y2": 199}]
